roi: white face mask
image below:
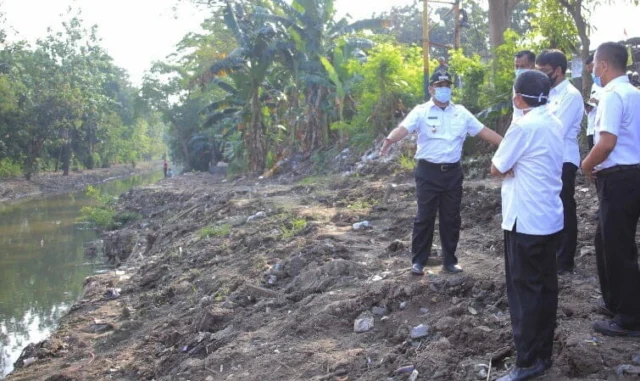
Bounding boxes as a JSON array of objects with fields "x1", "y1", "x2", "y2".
[{"x1": 513, "y1": 93, "x2": 548, "y2": 111}]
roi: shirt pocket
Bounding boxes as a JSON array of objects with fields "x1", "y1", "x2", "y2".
[{"x1": 448, "y1": 117, "x2": 467, "y2": 139}]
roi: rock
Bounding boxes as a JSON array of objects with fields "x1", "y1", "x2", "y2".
[
  {"x1": 104, "y1": 288, "x2": 120, "y2": 300},
  {"x1": 372, "y1": 306, "x2": 388, "y2": 316},
  {"x1": 285, "y1": 256, "x2": 304, "y2": 277},
  {"x1": 617, "y1": 364, "x2": 640, "y2": 376},
  {"x1": 399, "y1": 301, "x2": 409, "y2": 310},
  {"x1": 354, "y1": 313, "x2": 375, "y2": 333},
  {"x1": 410, "y1": 324, "x2": 429, "y2": 339},
  {"x1": 419, "y1": 307, "x2": 429, "y2": 315},
  {"x1": 579, "y1": 246, "x2": 596, "y2": 258},
  {"x1": 387, "y1": 240, "x2": 406, "y2": 253},
  {"x1": 199, "y1": 295, "x2": 214, "y2": 308},
  {"x1": 633, "y1": 353, "x2": 640, "y2": 365},
  {"x1": 121, "y1": 306, "x2": 133, "y2": 319},
  {"x1": 194, "y1": 307, "x2": 233, "y2": 333}
]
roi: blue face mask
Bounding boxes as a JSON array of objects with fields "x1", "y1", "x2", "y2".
[
  {"x1": 434, "y1": 87, "x2": 452, "y2": 103},
  {"x1": 515, "y1": 69, "x2": 527, "y2": 78},
  {"x1": 592, "y1": 73, "x2": 602, "y2": 87}
]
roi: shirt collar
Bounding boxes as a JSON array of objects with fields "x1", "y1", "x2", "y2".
[
  {"x1": 426, "y1": 100, "x2": 456, "y2": 111},
  {"x1": 550, "y1": 78, "x2": 569, "y2": 95},
  {"x1": 605, "y1": 75, "x2": 630, "y2": 89}
]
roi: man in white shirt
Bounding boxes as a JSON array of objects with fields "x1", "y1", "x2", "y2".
[
  {"x1": 536, "y1": 49, "x2": 585, "y2": 275},
  {"x1": 491, "y1": 70, "x2": 564, "y2": 381},
  {"x1": 512, "y1": 50, "x2": 536, "y2": 123},
  {"x1": 585, "y1": 53, "x2": 602, "y2": 150},
  {"x1": 581, "y1": 42, "x2": 640, "y2": 338},
  {"x1": 380, "y1": 71, "x2": 503, "y2": 275}
]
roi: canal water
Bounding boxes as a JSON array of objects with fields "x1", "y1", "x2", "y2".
[{"x1": 0, "y1": 171, "x2": 163, "y2": 378}]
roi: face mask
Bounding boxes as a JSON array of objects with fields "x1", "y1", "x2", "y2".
[
  {"x1": 434, "y1": 87, "x2": 452, "y2": 103},
  {"x1": 547, "y1": 72, "x2": 557, "y2": 87},
  {"x1": 514, "y1": 93, "x2": 548, "y2": 111},
  {"x1": 593, "y1": 74, "x2": 602, "y2": 87},
  {"x1": 515, "y1": 69, "x2": 527, "y2": 78}
]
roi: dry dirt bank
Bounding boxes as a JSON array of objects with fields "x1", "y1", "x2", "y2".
[
  {"x1": 6, "y1": 165, "x2": 640, "y2": 381},
  {"x1": 0, "y1": 160, "x2": 163, "y2": 203}
]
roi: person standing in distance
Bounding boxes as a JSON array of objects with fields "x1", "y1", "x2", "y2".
[
  {"x1": 513, "y1": 50, "x2": 537, "y2": 123},
  {"x1": 581, "y1": 42, "x2": 640, "y2": 337},
  {"x1": 585, "y1": 53, "x2": 602, "y2": 150},
  {"x1": 491, "y1": 70, "x2": 563, "y2": 381},
  {"x1": 380, "y1": 71, "x2": 503, "y2": 275},
  {"x1": 536, "y1": 49, "x2": 584, "y2": 275}
]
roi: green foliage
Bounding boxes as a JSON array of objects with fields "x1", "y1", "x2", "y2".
[
  {"x1": 80, "y1": 205, "x2": 116, "y2": 229},
  {"x1": 348, "y1": 199, "x2": 378, "y2": 210},
  {"x1": 398, "y1": 153, "x2": 417, "y2": 171},
  {"x1": 199, "y1": 223, "x2": 232, "y2": 239},
  {"x1": 281, "y1": 217, "x2": 307, "y2": 239},
  {"x1": 333, "y1": 42, "x2": 423, "y2": 153},
  {"x1": 0, "y1": 159, "x2": 23, "y2": 178}
]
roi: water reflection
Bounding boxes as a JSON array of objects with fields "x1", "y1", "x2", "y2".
[{"x1": 0, "y1": 171, "x2": 163, "y2": 378}]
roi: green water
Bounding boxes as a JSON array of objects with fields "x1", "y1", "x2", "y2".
[{"x1": 0, "y1": 171, "x2": 163, "y2": 378}]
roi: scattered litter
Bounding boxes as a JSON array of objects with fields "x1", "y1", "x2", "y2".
[
  {"x1": 352, "y1": 221, "x2": 371, "y2": 230},
  {"x1": 247, "y1": 211, "x2": 267, "y2": 222},
  {"x1": 394, "y1": 365, "x2": 415, "y2": 375},
  {"x1": 399, "y1": 301, "x2": 409, "y2": 310},
  {"x1": 408, "y1": 369, "x2": 419, "y2": 381},
  {"x1": 468, "y1": 306, "x2": 478, "y2": 315}
]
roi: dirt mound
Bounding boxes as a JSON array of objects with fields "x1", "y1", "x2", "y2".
[{"x1": 7, "y1": 171, "x2": 640, "y2": 381}]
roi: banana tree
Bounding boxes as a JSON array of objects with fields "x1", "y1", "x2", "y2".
[{"x1": 207, "y1": 0, "x2": 291, "y2": 173}]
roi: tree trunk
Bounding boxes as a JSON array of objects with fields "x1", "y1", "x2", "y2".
[
  {"x1": 559, "y1": 0, "x2": 592, "y2": 97},
  {"x1": 62, "y1": 142, "x2": 71, "y2": 176},
  {"x1": 247, "y1": 91, "x2": 266, "y2": 173},
  {"x1": 488, "y1": 0, "x2": 520, "y2": 54}
]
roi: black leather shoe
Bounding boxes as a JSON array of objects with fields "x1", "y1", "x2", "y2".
[
  {"x1": 442, "y1": 264, "x2": 463, "y2": 274},
  {"x1": 411, "y1": 263, "x2": 424, "y2": 275},
  {"x1": 593, "y1": 319, "x2": 640, "y2": 337},
  {"x1": 497, "y1": 359, "x2": 546, "y2": 381}
]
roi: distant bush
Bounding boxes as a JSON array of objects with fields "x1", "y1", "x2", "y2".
[{"x1": 0, "y1": 159, "x2": 23, "y2": 178}]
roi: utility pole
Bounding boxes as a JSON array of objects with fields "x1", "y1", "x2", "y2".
[
  {"x1": 422, "y1": 0, "x2": 430, "y2": 100},
  {"x1": 453, "y1": 0, "x2": 461, "y2": 50}
]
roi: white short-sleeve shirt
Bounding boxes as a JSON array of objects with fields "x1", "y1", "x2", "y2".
[
  {"x1": 594, "y1": 75, "x2": 640, "y2": 170},
  {"x1": 586, "y1": 84, "x2": 602, "y2": 136},
  {"x1": 548, "y1": 79, "x2": 585, "y2": 167},
  {"x1": 400, "y1": 101, "x2": 485, "y2": 164},
  {"x1": 492, "y1": 106, "x2": 564, "y2": 235}
]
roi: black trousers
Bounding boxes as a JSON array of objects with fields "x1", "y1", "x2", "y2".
[
  {"x1": 595, "y1": 169, "x2": 640, "y2": 328},
  {"x1": 587, "y1": 135, "x2": 594, "y2": 151},
  {"x1": 504, "y1": 225, "x2": 559, "y2": 367},
  {"x1": 412, "y1": 161, "x2": 462, "y2": 267},
  {"x1": 557, "y1": 163, "x2": 578, "y2": 271}
]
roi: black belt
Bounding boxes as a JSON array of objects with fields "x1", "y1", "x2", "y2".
[
  {"x1": 418, "y1": 160, "x2": 460, "y2": 172},
  {"x1": 596, "y1": 164, "x2": 640, "y2": 177}
]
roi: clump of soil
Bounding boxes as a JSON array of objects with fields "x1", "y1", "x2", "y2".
[{"x1": 7, "y1": 170, "x2": 640, "y2": 381}]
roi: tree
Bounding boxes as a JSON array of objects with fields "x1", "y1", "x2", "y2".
[{"x1": 488, "y1": 0, "x2": 520, "y2": 55}]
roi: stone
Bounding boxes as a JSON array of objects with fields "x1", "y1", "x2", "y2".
[
  {"x1": 633, "y1": 353, "x2": 640, "y2": 366},
  {"x1": 579, "y1": 246, "x2": 596, "y2": 258},
  {"x1": 410, "y1": 324, "x2": 429, "y2": 339},
  {"x1": 354, "y1": 313, "x2": 375, "y2": 333},
  {"x1": 372, "y1": 306, "x2": 388, "y2": 316},
  {"x1": 399, "y1": 301, "x2": 409, "y2": 310}
]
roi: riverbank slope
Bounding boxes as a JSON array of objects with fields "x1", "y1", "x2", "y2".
[
  {"x1": 6, "y1": 165, "x2": 640, "y2": 381},
  {"x1": 0, "y1": 160, "x2": 164, "y2": 203}
]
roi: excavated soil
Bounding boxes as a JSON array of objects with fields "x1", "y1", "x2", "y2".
[{"x1": 6, "y1": 167, "x2": 640, "y2": 381}]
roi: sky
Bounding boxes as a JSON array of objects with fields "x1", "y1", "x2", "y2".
[{"x1": 2, "y1": 0, "x2": 639, "y2": 86}]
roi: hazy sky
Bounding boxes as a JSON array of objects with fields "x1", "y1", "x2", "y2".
[{"x1": 2, "y1": 0, "x2": 639, "y2": 86}]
